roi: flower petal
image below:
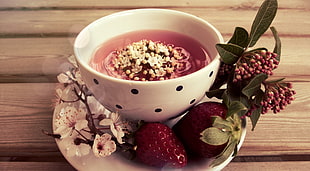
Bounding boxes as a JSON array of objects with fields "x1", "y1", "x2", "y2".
[
  {"x1": 57, "y1": 73, "x2": 71, "y2": 83},
  {"x1": 110, "y1": 112, "x2": 119, "y2": 122},
  {"x1": 101, "y1": 141, "x2": 117, "y2": 156},
  {"x1": 68, "y1": 55, "x2": 78, "y2": 68},
  {"x1": 92, "y1": 133, "x2": 116, "y2": 157},
  {"x1": 56, "y1": 88, "x2": 63, "y2": 98},
  {"x1": 76, "y1": 143, "x2": 91, "y2": 157},
  {"x1": 113, "y1": 126, "x2": 125, "y2": 144},
  {"x1": 66, "y1": 145, "x2": 78, "y2": 157},
  {"x1": 99, "y1": 118, "x2": 113, "y2": 126},
  {"x1": 75, "y1": 120, "x2": 88, "y2": 131}
]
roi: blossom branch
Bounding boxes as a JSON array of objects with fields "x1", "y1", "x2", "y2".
[
  {"x1": 73, "y1": 129, "x2": 93, "y2": 146},
  {"x1": 50, "y1": 60, "x2": 135, "y2": 158},
  {"x1": 42, "y1": 129, "x2": 61, "y2": 139},
  {"x1": 84, "y1": 95, "x2": 103, "y2": 135}
]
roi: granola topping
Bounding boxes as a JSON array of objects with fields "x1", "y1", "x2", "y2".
[{"x1": 105, "y1": 40, "x2": 193, "y2": 81}]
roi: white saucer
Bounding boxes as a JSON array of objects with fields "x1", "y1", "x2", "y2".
[{"x1": 52, "y1": 87, "x2": 246, "y2": 171}]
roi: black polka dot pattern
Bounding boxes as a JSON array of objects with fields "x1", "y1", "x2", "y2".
[
  {"x1": 107, "y1": 75, "x2": 214, "y2": 116},
  {"x1": 93, "y1": 78, "x2": 99, "y2": 84},
  {"x1": 176, "y1": 85, "x2": 183, "y2": 91},
  {"x1": 155, "y1": 108, "x2": 162, "y2": 113},
  {"x1": 209, "y1": 71, "x2": 214, "y2": 77},
  {"x1": 131, "y1": 89, "x2": 139, "y2": 94},
  {"x1": 115, "y1": 104, "x2": 123, "y2": 109}
]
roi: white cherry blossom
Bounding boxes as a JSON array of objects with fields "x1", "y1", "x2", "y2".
[
  {"x1": 54, "y1": 106, "x2": 88, "y2": 138},
  {"x1": 68, "y1": 55, "x2": 79, "y2": 68},
  {"x1": 99, "y1": 112, "x2": 125, "y2": 144},
  {"x1": 92, "y1": 133, "x2": 116, "y2": 157},
  {"x1": 57, "y1": 71, "x2": 73, "y2": 84}
]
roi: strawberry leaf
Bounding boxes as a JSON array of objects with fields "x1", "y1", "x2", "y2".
[
  {"x1": 248, "y1": 0, "x2": 278, "y2": 47},
  {"x1": 242, "y1": 73, "x2": 268, "y2": 98},
  {"x1": 211, "y1": 140, "x2": 238, "y2": 167},
  {"x1": 270, "y1": 26, "x2": 281, "y2": 61},
  {"x1": 209, "y1": 114, "x2": 242, "y2": 167},
  {"x1": 200, "y1": 127, "x2": 230, "y2": 146},
  {"x1": 228, "y1": 27, "x2": 249, "y2": 48},
  {"x1": 212, "y1": 116, "x2": 234, "y2": 132},
  {"x1": 216, "y1": 44, "x2": 244, "y2": 64}
]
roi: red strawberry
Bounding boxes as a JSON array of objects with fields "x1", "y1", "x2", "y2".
[
  {"x1": 134, "y1": 122, "x2": 187, "y2": 168},
  {"x1": 173, "y1": 102, "x2": 228, "y2": 158}
]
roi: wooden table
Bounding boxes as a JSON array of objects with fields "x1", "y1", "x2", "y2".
[{"x1": 0, "y1": 0, "x2": 309, "y2": 170}]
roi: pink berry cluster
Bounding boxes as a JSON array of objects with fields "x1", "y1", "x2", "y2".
[
  {"x1": 245, "y1": 82, "x2": 296, "y2": 117},
  {"x1": 261, "y1": 82, "x2": 296, "y2": 114},
  {"x1": 218, "y1": 62, "x2": 234, "y2": 77},
  {"x1": 233, "y1": 50, "x2": 279, "y2": 82}
]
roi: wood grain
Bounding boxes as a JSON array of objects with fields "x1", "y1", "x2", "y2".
[
  {"x1": 0, "y1": 162, "x2": 75, "y2": 171},
  {"x1": 1, "y1": 161, "x2": 310, "y2": 171},
  {"x1": 0, "y1": 38, "x2": 72, "y2": 82},
  {"x1": 224, "y1": 161, "x2": 310, "y2": 171},
  {"x1": 0, "y1": 8, "x2": 309, "y2": 36},
  {"x1": 0, "y1": 83, "x2": 58, "y2": 156}
]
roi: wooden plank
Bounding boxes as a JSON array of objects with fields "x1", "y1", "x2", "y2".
[
  {"x1": 0, "y1": 83, "x2": 59, "y2": 155},
  {"x1": 0, "y1": 36, "x2": 309, "y2": 82},
  {"x1": 0, "y1": 162, "x2": 75, "y2": 171},
  {"x1": 0, "y1": 82, "x2": 309, "y2": 157},
  {"x1": 0, "y1": 0, "x2": 308, "y2": 9},
  {"x1": 224, "y1": 161, "x2": 310, "y2": 171},
  {"x1": 1, "y1": 161, "x2": 310, "y2": 171},
  {"x1": 0, "y1": 37, "x2": 72, "y2": 82},
  {"x1": 0, "y1": 8, "x2": 309, "y2": 36}
]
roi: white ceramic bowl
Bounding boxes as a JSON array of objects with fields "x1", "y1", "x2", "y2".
[{"x1": 74, "y1": 9, "x2": 224, "y2": 121}]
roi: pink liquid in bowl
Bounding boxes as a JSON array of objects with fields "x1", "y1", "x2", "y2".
[{"x1": 89, "y1": 30, "x2": 211, "y2": 81}]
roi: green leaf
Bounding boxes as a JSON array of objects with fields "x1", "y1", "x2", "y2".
[
  {"x1": 227, "y1": 101, "x2": 248, "y2": 118},
  {"x1": 228, "y1": 27, "x2": 249, "y2": 48},
  {"x1": 248, "y1": 0, "x2": 278, "y2": 47},
  {"x1": 200, "y1": 127, "x2": 230, "y2": 146},
  {"x1": 216, "y1": 44, "x2": 245, "y2": 64},
  {"x1": 222, "y1": 90, "x2": 230, "y2": 107},
  {"x1": 248, "y1": 47, "x2": 268, "y2": 53},
  {"x1": 270, "y1": 26, "x2": 281, "y2": 61},
  {"x1": 242, "y1": 73, "x2": 268, "y2": 98},
  {"x1": 250, "y1": 106, "x2": 262, "y2": 131},
  {"x1": 205, "y1": 89, "x2": 226, "y2": 99}
]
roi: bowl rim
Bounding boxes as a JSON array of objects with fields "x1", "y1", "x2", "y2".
[{"x1": 74, "y1": 8, "x2": 224, "y2": 85}]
